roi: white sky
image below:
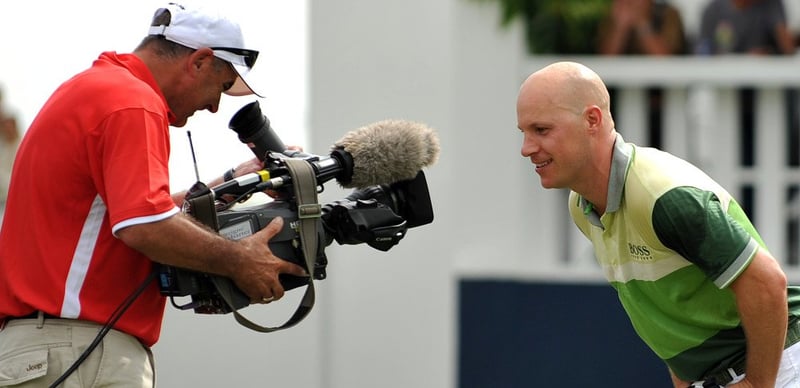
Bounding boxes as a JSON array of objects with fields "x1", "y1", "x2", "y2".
[{"x1": 0, "y1": 0, "x2": 307, "y2": 191}]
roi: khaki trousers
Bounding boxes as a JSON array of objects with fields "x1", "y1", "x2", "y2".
[{"x1": 0, "y1": 315, "x2": 154, "y2": 387}]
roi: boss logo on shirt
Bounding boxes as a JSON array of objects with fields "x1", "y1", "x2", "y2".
[{"x1": 628, "y1": 243, "x2": 653, "y2": 261}]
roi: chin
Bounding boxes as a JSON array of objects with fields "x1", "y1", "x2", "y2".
[
  {"x1": 536, "y1": 173, "x2": 554, "y2": 189},
  {"x1": 538, "y1": 177, "x2": 565, "y2": 190},
  {"x1": 170, "y1": 118, "x2": 188, "y2": 128}
]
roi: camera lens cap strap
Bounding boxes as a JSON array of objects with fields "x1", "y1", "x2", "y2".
[{"x1": 229, "y1": 158, "x2": 321, "y2": 332}]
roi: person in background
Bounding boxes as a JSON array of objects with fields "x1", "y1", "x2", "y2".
[
  {"x1": 696, "y1": 0, "x2": 797, "y2": 169},
  {"x1": 696, "y1": 0, "x2": 794, "y2": 56},
  {"x1": 596, "y1": 0, "x2": 687, "y2": 150},
  {"x1": 0, "y1": 86, "x2": 20, "y2": 227},
  {"x1": 0, "y1": 3, "x2": 307, "y2": 387},
  {"x1": 517, "y1": 61, "x2": 800, "y2": 387},
  {"x1": 597, "y1": 0, "x2": 687, "y2": 56}
]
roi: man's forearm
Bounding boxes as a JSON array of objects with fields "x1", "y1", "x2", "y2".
[
  {"x1": 117, "y1": 213, "x2": 244, "y2": 279},
  {"x1": 731, "y1": 251, "x2": 789, "y2": 385}
]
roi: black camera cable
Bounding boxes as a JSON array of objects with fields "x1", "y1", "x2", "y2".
[{"x1": 48, "y1": 271, "x2": 158, "y2": 388}]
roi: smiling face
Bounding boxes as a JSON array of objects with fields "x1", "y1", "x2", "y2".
[
  {"x1": 516, "y1": 62, "x2": 614, "y2": 195},
  {"x1": 517, "y1": 88, "x2": 591, "y2": 189}
]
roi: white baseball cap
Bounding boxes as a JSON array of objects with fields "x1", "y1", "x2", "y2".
[{"x1": 147, "y1": 2, "x2": 262, "y2": 97}]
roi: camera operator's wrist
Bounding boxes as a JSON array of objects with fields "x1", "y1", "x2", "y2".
[{"x1": 223, "y1": 167, "x2": 236, "y2": 182}]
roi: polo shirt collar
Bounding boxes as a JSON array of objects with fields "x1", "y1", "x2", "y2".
[
  {"x1": 98, "y1": 51, "x2": 176, "y2": 123},
  {"x1": 578, "y1": 133, "x2": 633, "y2": 216}
]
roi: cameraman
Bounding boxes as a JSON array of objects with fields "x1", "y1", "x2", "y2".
[{"x1": 0, "y1": 3, "x2": 306, "y2": 387}]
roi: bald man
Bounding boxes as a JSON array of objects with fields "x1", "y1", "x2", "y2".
[{"x1": 517, "y1": 61, "x2": 800, "y2": 387}]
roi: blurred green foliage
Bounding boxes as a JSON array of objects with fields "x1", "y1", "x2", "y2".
[{"x1": 473, "y1": 0, "x2": 612, "y2": 54}]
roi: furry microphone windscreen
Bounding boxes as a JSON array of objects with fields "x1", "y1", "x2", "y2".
[{"x1": 334, "y1": 119, "x2": 440, "y2": 188}]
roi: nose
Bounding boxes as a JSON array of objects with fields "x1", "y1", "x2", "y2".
[
  {"x1": 207, "y1": 94, "x2": 222, "y2": 114},
  {"x1": 521, "y1": 133, "x2": 538, "y2": 158}
]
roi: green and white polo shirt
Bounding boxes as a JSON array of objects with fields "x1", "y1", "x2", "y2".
[{"x1": 568, "y1": 134, "x2": 800, "y2": 381}]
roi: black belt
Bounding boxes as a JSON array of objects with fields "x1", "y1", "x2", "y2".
[
  {"x1": 6, "y1": 311, "x2": 61, "y2": 321},
  {"x1": 702, "y1": 359, "x2": 745, "y2": 387}
]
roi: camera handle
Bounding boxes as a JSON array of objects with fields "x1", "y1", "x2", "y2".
[{"x1": 216, "y1": 157, "x2": 321, "y2": 332}]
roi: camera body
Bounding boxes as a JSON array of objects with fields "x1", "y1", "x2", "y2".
[
  {"x1": 157, "y1": 100, "x2": 435, "y2": 316},
  {"x1": 158, "y1": 197, "x2": 326, "y2": 314},
  {"x1": 157, "y1": 169, "x2": 433, "y2": 314}
]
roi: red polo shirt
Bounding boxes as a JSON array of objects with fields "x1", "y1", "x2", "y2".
[{"x1": 0, "y1": 52, "x2": 179, "y2": 347}]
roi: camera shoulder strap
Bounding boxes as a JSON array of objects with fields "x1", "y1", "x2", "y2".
[{"x1": 225, "y1": 157, "x2": 321, "y2": 332}]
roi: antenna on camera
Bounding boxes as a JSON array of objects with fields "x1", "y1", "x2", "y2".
[{"x1": 186, "y1": 130, "x2": 201, "y2": 182}]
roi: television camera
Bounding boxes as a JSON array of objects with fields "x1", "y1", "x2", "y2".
[{"x1": 158, "y1": 101, "x2": 438, "y2": 328}]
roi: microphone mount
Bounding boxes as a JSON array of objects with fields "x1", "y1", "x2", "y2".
[{"x1": 209, "y1": 148, "x2": 354, "y2": 201}]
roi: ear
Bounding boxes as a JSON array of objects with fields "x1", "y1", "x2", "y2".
[
  {"x1": 584, "y1": 105, "x2": 603, "y2": 133},
  {"x1": 187, "y1": 47, "x2": 216, "y2": 75}
]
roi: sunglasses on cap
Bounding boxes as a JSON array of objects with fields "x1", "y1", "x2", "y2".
[{"x1": 209, "y1": 47, "x2": 259, "y2": 69}]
